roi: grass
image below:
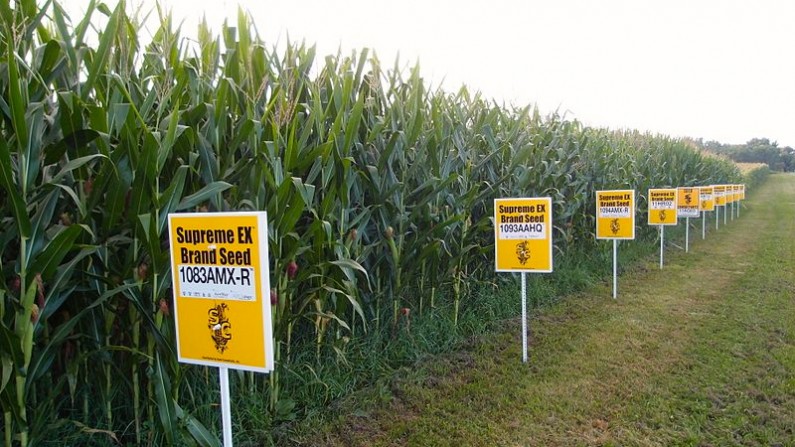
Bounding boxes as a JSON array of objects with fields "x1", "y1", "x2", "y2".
[
  {"x1": 262, "y1": 224, "x2": 670, "y2": 445},
  {"x1": 286, "y1": 173, "x2": 795, "y2": 446}
]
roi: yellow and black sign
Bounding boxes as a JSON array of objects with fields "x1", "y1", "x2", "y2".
[
  {"x1": 168, "y1": 212, "x2": 273, "y2": 373},
  {"x1": 713, "y1": 185, "x2": 726, "y2": 206},
  {"x1": 740, "y1": 184, "x2": 746, "y2": 200},
  {"x1": 699, "y1": 186, "x2": 715, "y2": 211},
  {"x1": 648, "y1": 188, "x2": 677, "y2": 225},
  {"x1": 494, "y1": 197, "x2": 552, "y2": 272},
  {"x1": 677, "y1": 187, "x2": 701, "y2": 218},
  {"x1": 596, "y1": 190, "x2": 635, "y2": 239}
]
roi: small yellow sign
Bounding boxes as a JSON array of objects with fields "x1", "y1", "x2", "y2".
[
  {"x1": 677, "y1": 187, "x2": 701, "y2": 218},
  {"x1": 699, "y1": 186, "x2": 715, "y2": 211},
  {"x1": 168, "y1": 212, "x2": 273, "y2": 373},
  {"x1": 494, "y1": 197, "x2": 552, "y2": 272},
  {"x1": 648, "y1": 188, "x2": 677, "y2": 225},
  {"x1": 740, "y1": 184, "x2": 746, "y2": 200},
  {"x1": 596, "y1": 190, "x2": 635, "y2": 239},
  {"x1": 713, "y1": 185, "x2": 726, "y2": 206}
]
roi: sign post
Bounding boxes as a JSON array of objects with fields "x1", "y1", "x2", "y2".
[
  {"x1": 596, "y1": 190, "x2": 635, "y2": 298},
  {"x1": 699, "y1": 186, "x2": 714, "y2": 240},
  {"x1": 168, "y1": 212, "x2": 274, "y2": 447},
  {"x1": 725, "y1": 184, "x2": 731, "y2": 221},
  {"x1": 734, "y1": 185, "x2": 743, "y2": 219},
  {"x1": 735, "y1": 185, "x2": 740, "y2": 219},
  {"x1": 739, "y1": 184, "x2": 745, "y2": 217},
  {"x1": 220, "y1": 368, "x2": 232, "y2": 445},
  {"x1": 494, "y1": 197, "x2": 553, "y2": 363},
  {"x1": 714, "y1": 185, "x2": 726, "y2": 230},
  {"x1": 648, "y1": 188, "x2": 677, "y2": 269},
  {"x1": 613, "y1": 239, "x2": 617, "y2": 298},
  {"x1": 731, "y1": 185, "x2": 740, "y2": 220},
  {"x1": 677, "y1": 187, "x2": 701, "y2": 253}
]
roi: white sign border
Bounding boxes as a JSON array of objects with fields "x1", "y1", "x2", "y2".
[
  {"x1": 494, "y1": 197, "x2": 554, "y2": 273},
  {"x1": 168, "y1": 211, "x2": 274, "y2": 373}
]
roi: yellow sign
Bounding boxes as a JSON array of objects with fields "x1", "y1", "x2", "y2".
[
  {"x1": 726, "y1": 184, "x2": 735, "y2": 203},
  {"x1": 168, "y1": 212, "x2": 273, "y2": 373},
  {"x1": 713, "y1": 185, "x2": 726, "y2": 206},
  {"x1": 648, "y1": 188, "x2": 677, "y2": 225},
  {"x1": 494, "y1": 197, "x2": 552, "y2": 272},
  {"x1": 740, "y1": 184, "x2": 746, "y2": 200},
  {"x1": 596, "y1": 190, "x2": 635, "y2": 239},
  {"x1": 734, "y1": 184, "x2": 742, "y2": 202},
  {"x1": 677, "y1": 187, "x2": 701, "y2": 218},
  {"x1": 699, "y1": 186, "x2": 715, "y2": 211}
]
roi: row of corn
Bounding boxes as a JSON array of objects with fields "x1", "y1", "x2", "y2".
[{"x1": 0, "y1": 2, "x2": 764, "y2": 445}]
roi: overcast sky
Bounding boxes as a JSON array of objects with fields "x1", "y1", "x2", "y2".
[{"x1": 70, "y1": 0, "x2": 795, "y2": 147}]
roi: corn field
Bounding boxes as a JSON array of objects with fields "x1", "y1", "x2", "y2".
[{"x1": 0, "y1": 2, "x2": 755, "y2": 445}]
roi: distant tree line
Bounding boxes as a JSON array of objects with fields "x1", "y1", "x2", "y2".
[{"x1": 699, "y1": 138, "x2": 795, "y2": 172}]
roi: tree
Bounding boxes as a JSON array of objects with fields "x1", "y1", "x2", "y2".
[{"x1": 699, "y1": 138, "x2": 794, "y2": 172}]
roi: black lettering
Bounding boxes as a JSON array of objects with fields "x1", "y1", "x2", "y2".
[
  {"x1": 175, "y1": 228, "x2": 235, "y2": 245},
  {"x1": 224, "y1": 267, "x2": 236, "y2": 285},
  {"x1": 180, "y1": 247, "x2": 217, "y2": 264},
  {"x1": 526, "y1": 214, "x2": 544, "y2": 223},
  {"x1": 238, "y1": 226, "x2": 253, "y2": 244},
  {"x1": 239, "y1": 268, "x2": 251, "y2": 286},
  {"x1": 220, "y1": 248, "x2": 252, "y2": 266},
  {"x1": 498, "y1": 205, "x2": 535, "y2": 214}
]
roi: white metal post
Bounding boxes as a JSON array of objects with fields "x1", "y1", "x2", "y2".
[
  {"x1": 702, "y1": 211, "x2": 706, "y2": 239},
  {"x1": 220, "y1": 367, "x2": 233, "y2": 447},
  {"x1": 521, "y1": 272, "x2": 527, "y2": 363},
  {"x1": 659, "y1": 226, "x2": 664, "y2": 269},
  {"x1": 685, "y1": 217, "x2": 690, "y2": 253},
  {"x1": 716, "y1": 206, "x2": 719, "y2": 230},
  {"x1": 612, "y1": 239, "x2": 618, "y2": 299}
]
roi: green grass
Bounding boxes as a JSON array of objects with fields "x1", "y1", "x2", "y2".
[{"x1": 288, "y1": 174, "x2": 795, "y2": 446}]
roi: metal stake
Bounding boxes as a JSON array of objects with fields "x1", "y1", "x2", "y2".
[
  {"x1": 612, "y1": 239, "x2": 618, "y2": 299},
  {"x1": 521, "y1": 272, "x2": 527, "y2": 363},
  {"x1": 220, "y1": 367, "x2": 233, "y2": 447}
]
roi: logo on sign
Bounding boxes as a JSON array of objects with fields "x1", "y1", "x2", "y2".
[
  {"x1": 208, "y1": 303, "x2": 232, "y2": 353},
  {"x1": 610, "y1": 218, "x2": 620, "y2": 235},
  {"x1": 659, "y1": 210, "x2": 667, "y2": 221},
  {"x1": 516, "y1": 241, "x2": 531, "y2": 265}
]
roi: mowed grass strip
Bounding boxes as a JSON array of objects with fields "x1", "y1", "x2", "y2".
[{"x1": 302, "y1": 174, "x2": 795, "y2": 447}]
